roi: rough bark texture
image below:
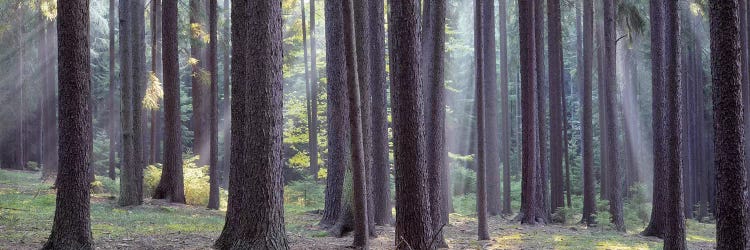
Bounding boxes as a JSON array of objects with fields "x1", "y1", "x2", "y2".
[
  {"x1": 581, "y1": 0, "x2": 597, "y2": 226},
  {"x1": 343, "y1": 0, "x2": 369, "y2": 246},
  {"x1": 499, "y1": 0, "x2": 512, "y2": 215},
  {"x1": 119, "y1": 0, "x2": 145, "y2": 207},
  {"x1": 153, "y1": 0, "x2": 186, "y2": 204},
  {"x1": 596, "y1": 10, "x2": 609, "y2": 201},
  {"x1": 603, "y1": 0, "x2": 624, "y2": 232},
  {"x1": 387, "y1": 0, "x2": 434, "y2": 248},
  {"x1": 548, "y1": 0, "x2": 565, "y2": 215},
  {"x1": 423, "y1": 0, "x2": 448, "y2": 246},
  {"x1": 43, "y1": 0, "x2": 94, "y2": 248},
  {"x1": 369, "y1": 0, "x2": 393, "y2": 226},
  {"x1": 207, "y1": 0, "x2": 220, "y2": 210},
  {"x1": 214, "y1": 1, "x2": 289, "y2": 249},
  {"x1": 643, "y1": 0, "x2": 666, "y2": 238},
  {"x1": 482, "y1": 0, "x2": 501, "y2": 217},
  {"x1": 220, "y1": 0, "x2": 231, "y2": 189},
  {"x1": 474, "y1": 0, "x2": 490, "y2": 240},
  {"x1": 321, "y1": 0, "x2": 350, "y2": 228},
  {"x1": 519, "y1": 0, "x2": 539, "y2": 225},
  {"x1": 108, "y1": 0, "x2": 117, "y2": 181},
  {"x1": 710, "y1": 1, "x2": 750, "y2": 248},
  {"x1": 663, "y1": 1, "x2": 686, "y2": 248},
  {"x1": 534, "y1": 0, "x2": 549, "y2": 222}
]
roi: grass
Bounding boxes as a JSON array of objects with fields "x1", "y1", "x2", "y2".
[{"x1": 0, "y1": 169, "x2": 716, "y2": 249}]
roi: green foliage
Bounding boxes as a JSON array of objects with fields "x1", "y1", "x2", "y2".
[
  {"x1": 24, "y1": 161, "x2": 39, "y2": 171},
  {"x1": 284, "y1": 177, "x2": 324, "y2": 209},
  {"x1": 595, "y1": 200, "x2": 612, "y2": 228},
  {"x1": 451, "y1": 166, "x2": 476, "y2": 195},
  {"x1": 624, "y1": 183, "x2": 651, "y2": 229},
  {"x1": 143, "y1": 155, "x2": 228, "y2": 208},
  {"x1": 452, "y1": 194, "x2": 477, "y2": 216}
]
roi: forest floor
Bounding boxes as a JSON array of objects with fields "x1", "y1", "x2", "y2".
[{"x1": 0, "y1": 169, "x2": 715, "y2": 249}]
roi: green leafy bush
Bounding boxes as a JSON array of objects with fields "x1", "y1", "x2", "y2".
[
  {"x1": 284, "y1": 177, "x2": 325, "y2": 209},
  {"x1": 452, "y1": 194, "x2": 477, "y2": 215},
  {"x1": 624, "y1": 183, "x2": 651, "y2": 229},
  {"x1": 594, "y1": 199, "x2": 611, "y2": 227},
  {"x1": 451, "y1": 167, "x2": 476, "y2": 195},
  {"x1": 143, "y1": 155, "x2": 228, "y2": 208},
  {"x1": 25, "y1": 161, "x2": 39, "y2": 171}
]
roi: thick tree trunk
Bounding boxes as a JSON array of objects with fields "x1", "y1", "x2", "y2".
[
  {"x1": 154, "y1": 0, "x2": 186, "y2": 204},
  {"x1": 481, "y1": 0, "x2": 500, "y2": 217},
  {"x1": 643, "y1": 0, "x2": 667, "y2": 238},
  {"x1": 42, "y1": 0, "x2": 94, "y2": 247},
  {"x1": 581, "y1": 0, "x2": 596, "y2": 226},
  {"x1": 214, "y1": 1, "x2": 288, "y2": 248},
  {"x1": 474, "y1": 0, "x2": 490, "y2": 240},
  {"x1": 119, "y1": 0, "x2": 144, "y2": 207},
  {"x1": 603, "y1": 0, "x2": 624, "y2": 232},
  {"x1": 548, "y1": 0, "x2": 565, "y2": 215},
  {"x1": 387, "y1": 0, "x2": 434, "y2": 247},
  {"x1": 321, "y1": 0, "x2": 350, "y2": 228},
  {"x1": 534, "y1": 0, "x2": 549, "y2": 222},
  {"x1": 519, "y1": 0, "x2": 539, "y2": 225},
  {"x1": 710, "y1": 1, "x2": 750, "y2": 248},
  {"x1": 369, "y1": 0, "x2": 393, "y2": 226}
]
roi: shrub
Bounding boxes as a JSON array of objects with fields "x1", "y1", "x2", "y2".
[
  {"x1": 451, "y1": 167, "x2": 476, "y2": 195},
  {"x1": 25, "y1": 161, "x2": 40, "y2": 171},
  {"x1": 624, "y1": 183, "x2": 651, "y2": 229},
  {"x1": 143, "y1": 155, "x2": 228, "y2": 208},
  {"x1": 594, "y1": 199, "x2": 611, "y2": 227},
  {"x1": 452, "y1": 194, "x2": 477, "y2": 215},
  {"x1": 284, "y1": 177, "x2": 325, "y2": 209}
]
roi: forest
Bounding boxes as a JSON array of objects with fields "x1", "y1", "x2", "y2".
[{"x1": 0, "y1": 0, "x2": 746, "y2": 249}]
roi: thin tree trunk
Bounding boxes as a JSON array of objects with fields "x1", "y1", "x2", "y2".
[
  {"x1": 499, "y1": 0, "x2": 512, "y2": 215},
  {"x1": 482, "y1": 0, "x2": 500, "y2": 217},
  {"x1": 474, "y1": 0, "x2": 490, "y2": 239},
  {"x1": 309, "y1": 0, "x2": 320, "y2": 182},
  {"x1": 207, "y1": 0, "x2": 220, "y2": 210},
  {"x1": 581, "y1": 0, "x2": 596, "y2": 226},
  {"x1": 220, "y1": 0, "x2": 230, "y2": 188},
  {"x1": 548, "y1": 0, "x2": 565, "y2": 215},
  {"x1": 603, "y1": 0, "x2": 624, "y2": 232},
  {"x1": 108, "y1": 0, "x2": 117, "y2": 180},
  {"x1": 42, "y1": 0, "x2": 94, "y2": 247}
]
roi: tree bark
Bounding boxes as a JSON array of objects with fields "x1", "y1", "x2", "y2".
[
  {"x1": 710, "y1": 0, "x2": 750, "y2": 248},
  {"x1": 581, "y1": 0, "x2": 596, "y2": 226},
  {"x1": 207, "y1": 0, "x2": 220, "y2": 210},
  {"x1": 387, "y1": 0, "x2": 434, "y2": 247},
  {"x1": 42, "y1": 0, "x2": 94, "y2": 247},
  {"x1": 481, "y1": 0, "x2": 500, "y2": 217},
  {"x1": 474, "y1": 0, "x2": 490, "y2": 240},
  {"x1": 108, "y1": 0, "x2": 118, "y2": 180},
  {"x1": 309, "y1": 0, "x2": 320, "y2": 182},
  {"x1": 643, "y1": 0, "x2": 666, "y2": 238},
  {"x1": 519, "y1": 0, "x2": 539, "y2": 225},
  {"x1": 534, "y1": 0, "x2": 549, "y2": 222},
  {"x1": 602, "y1": 0, "x2": 624, "y2": 232},
  {"x1": 369, "y1": 0, "x2": 393, "y2": 226},
  {"x1": 499, "y1": 0, "x2": 512, "y2": 215},
  {"x1": 321, "y1": 0, "x2": 350, "y2": 228},
  {"x1": 548, "y1": 0, "x2": 565, "y2": 215},
  {"x1": 214, "y1": 1, "x2": 289, "y2": 248},
  {"x1": 190, "y1": 0, "x2": 209, "y2": 167}
]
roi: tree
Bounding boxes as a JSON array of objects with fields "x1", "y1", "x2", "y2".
[
  {"x1": 474, "y1": 0, "x2": 490, "y2": 239},
  {"x1": 581, "y1": 0, "x2": 596, "y2": 226},
  {"x1": 663, "y1": 0, "x2": 686, "y2": 247},
  {"x1": 301, "y1": 0, "x2": 312, "y2": 179},
  {"x1": 519, "y1": 0, "x2": 539, "y2": 225},
  {"x1": 548, "y1": 0, "x2": 565, "y2": 214},
  {"x1": 320, "y1": 0, "x2": 350, "y2": 228},
  {"x1": 387, "y1": 0, "x2": 434, "y2": 247},
  {"x1": 119, "y1": 0, "x2": 145, "y2": 207},
  {"x1": 42, "y1": 0, "x2": 93, "y2": 247},
  {"x1": 108, "y1": 0, "x2": 117, "y2": 180},
  {"x1": 499, "y1": 0, "x2": 512, "y2": 215},
  {"x1": 534, "y1": 0, "x2": 548, "y2": 222},
  {"x1": 482, "y1": 0, "x2": 500, "y2": 217},
  {"x1": 642, "y1": 0, "x2": 666, "y2": 238},
  {"x1": 309, "y1": 0, "x2": 320, "y2": 181},
  {"x1": 603, "y1": 0, "x2": 624, "y2": 232},
  {"x1": 423, "y1": 0, "x2": 448, "y2": 245},
  {"x1": 190, "y1": 0, "x2": 209, "y2": 167},
  {"x1": 150, "y1": 0, "x2": 162, "y2": 165},
  {"x1": 207, "y1": 0, "x2": 220, "y2": 210},
  {"x1": 370, "y1": 0, "x2": 393, "y2": 226},
  {"x1": 343, "y1": 0, "x2": 368, "y2": 246},
  {"x1": 220, "y1": 0, "x2": 231, "y2": 188},
  {"x1": 710, "y1": 0, "x2": 749, "y2": 248},
  {"x1": 41, "y1": 17, "x2": 58, "y2": 182},
  {"x1": 214, "y1": 0, "x2": 288, "y2": 248},
  {"x1": 153, "y1": 0, "x2": 186, "y2": 204}
]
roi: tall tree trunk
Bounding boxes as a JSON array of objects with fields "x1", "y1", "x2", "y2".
[
  {"x1": 17, "y1": 5, "x2": 25, "y2": 171},
  {"x1": 220, "y1": 0, "x2": 230, "y2": 188},
  {"x1": 370, "y1": 0, "x2": 393, "y2": 226},
  {"x1": 596, "y1": 15, "x2": 609, "y2": 201},
  {"x1": 42, "y1": 0, "x2": 94, "y2": 247},
  {"x1": 343, "y1": 1, "x2": 369, "y2": 246},
  {"x1": 482, "y1": 0, "x2": 501, "y2": 217},
  {"x1": 534, "y1": 0, "x2": 548, "y2": 222},
  {"x1": 603, "y1": 0, "x2": 624, "y2": 232},
  {"x1": 548, "y1": 0, "x2": 565, "y2": 215},
  {"x1": 119, "y1": 0, "x2": 143, "y2": 207},
  {"x1": 153, "y1": 0, "x2": 186, "y2": 204},
  {"x1": 474, "y1": 0, "x2": 490, "y2": 239},
  {"x1": 499, "y1": 0, "x2": 512, "y2": 215},
  {"x1": 643, "y1": 0, "x2": 666, "y2": 238},
  {"x1": 301, "y1": 0, "x2": 313, "y2": 179},
  {"x1": 42, "y1": 19, "x2": 59, "y2": 182},
  {"x1": 742, "y1": 0, "x2": 750, "y2": 184},
  {"x1": 190, "y1": 0, "x2": 209, "y2": 167},
  {"x1": 150, "y1": 0, "x2": 162, "y2": 165},
  {"x1": 109, "y1": 0, "x2": 118, "y2": 180},
  {"x1": 519, "y1": 0, "x2": 539, "y2": 225},
  {"x1": 207, "y1": 0, "x2": 220, "y2": 210},
  {"x1": 309, "y1": 0, "x2": 320, "y2": 181},
  {"x1": 321, "y1": 0, "x2": 350, "y2": 228},
  {"x1": 664, "y1": 1, "x2": 686, "y2": 247},
  {"x1": 214, "y1": 1, "x2": 289, "y2": 248},
  {"x1": 581, "y1": 0, "x2": 596, "y2": 226},
  {"x1": 710, "y1": 0, "x2": 750, "y2": 248},
  {"x1": 387, "y1": 0, "x2": 434, "y2": 247}
]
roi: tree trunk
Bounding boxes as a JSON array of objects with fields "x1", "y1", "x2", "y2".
[
  {"x1": 370, "y1": 0, "x2": 393, "y2": 226},
  {"x1": 119, "y1": 0, "x2": 144, "y2": 207},
  {"x1": 42, "y1": 19, "x2": 59, "y2": 182},
  {"x1": 191, "y1": 0, "x2": 209, "y2": 167},
  {"x1": 214, "y1": 1, "x2": 288, "y2": 248},
  {"x1": 548, "y1": 0, "x2": 565, "y2": 215},
  {"x1": 207, "y1": 0, "x2": 220, "y2": 210},
  {"x1": 221, "y1": 0, "x2": 230, "y2": 189},
  {"x1": 309, "y1": 0, "x2": 320, "y2": 182},
  {"x1": 301, "y1": 0, "x2": 313, "y2": 179},
  {"x1": 387, "y1": 0, "x2": 434, "y2": 247},
  {"x1": 603, "y1": 0, "x2": 624, "y2": 232},
  {"x1": 423, "y1": 0, "x2": 448, "y2": 246},
  {"x1": 321, "y1": 0, "x2": 350, "y2": 228},
  {"x1": 42, "y1": 0, "x2": 94, "y2": 247},
  {"x1": 150, "y1": 0, "x2": 162, "y2": 165},
  {"x1": 109, "y1": 0, "x2": 118, "y2": 180},
  {"x1": 474, "y1": 0, "x2": 490, "y2": 240},
  {"x1": 481, "y1": 0, "x2": 500, "y2": 217},
  {"x1": 154, "y1": 0, "x2": 186, "y2": 205},
  {"x1": 534, "y1": 0, "x2": 549, "y2": 222},
  {"x1": 710, "y1": 1, "x2": 750, "y2": 248},
  {"x1": 596, "y1": 15, "x2": 609, "y2": 201},
  {"x1": 581, "y1": 0, "x2": 596, "y2": 226},
  {"x1": 499, "y1": 0, "x2": 512, "y2": 215},
  {"x1": 519, "y1": 0, "x2": 539, "y2": 225},
  {"x1": 643, "y1": 0, "x2": 666, "y2": 238}
]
